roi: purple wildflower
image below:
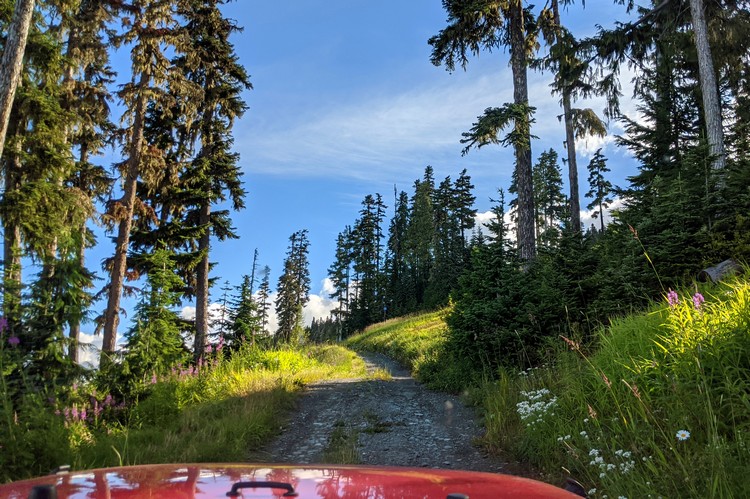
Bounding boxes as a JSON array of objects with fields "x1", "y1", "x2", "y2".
[
  {"x1": 7, "y1": 336, "x2": 19, "y2": 346},
  {"x1": 206, "y1": 344, "x2": 213, "y2": 354},
  {"x1": 103, "y1": 394, "x2": 114, "y2": 407},
  {"x1": 150, "y1": 373, "x2": 158, "y2": 384},
  {"x1": 0, "y1": 317, "x2": 8, "y2": 333},
  {"x1": 692, "y1": 292, "x2": 705, "y2": 310},
  {"x1": 667, "y1": 289, "x2": 679, "y2": 308}
]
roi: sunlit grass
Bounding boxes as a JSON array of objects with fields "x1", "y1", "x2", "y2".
[
  {"x1": 344, "y1": 308, "x2": 477, "y2": 391},
  {"x1": 0, "y1": 344, "x2": 366, "y2": 481},
  {"x1": 479, "y1": 277, "x2": 750, "y2": 498}
]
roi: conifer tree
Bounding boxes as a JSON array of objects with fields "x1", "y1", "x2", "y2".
[
  {"x1": 533, "y1": 149, "x2": 566, "y2": 245},
  {"x1": 178, "y1": 0, "x2": 251, "y2": 361},
  {"x1": 0, "y1": 0, "x2": 35, "y2": 156},
  {"x1": 349, "y1": 194, "x2": 387, "y2": 329},
  {"x1": 453, "y1": 169, "x2": 477, "y2": 251},
  {"x1": 228, "y1": 274, "x2": 260, "y2": 348},
  {"x1": 383, "y1": 190, "x2": 410, "y2": 318},
  {"x1": 256, "y1": 266, "x2": 272, "y2": 337},
  {"x1": 585, "y1": 149, "x2": 613, "y2": 233},
  {"x1": 121, "y1": 249, "x2": 188, "y2": 394},
  {"x1": 328, "y1": 226, "x2": 353, "y2": 336},
  {"x1": 275, "y1": 230, "x2": 310, "y2": 345},
  {"x1": 101, "y1": 0, "x2": 191, "y2": 364},
  {"x1": 536, "y1": 0, "x2": 605, "y2": 234},
  {"x1": 430, "y1": 0, "x2": 537, "y2": 260},
  {"x1": 403, "y1": 169, "x2": 435, "y2": 308}
]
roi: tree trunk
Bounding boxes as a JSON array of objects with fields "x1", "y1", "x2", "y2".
[
  {"x1": 562, "y1": 92, "x2": 581, "y2": 232},
  {"x1": 550, "y1": 0, "x2": 581, "y2": 233},
  {"x1": 194, "y1": 202, "x2": 210, "y2": 362},
  {"x1": 0, "y1": 0, "x2": 35, "y2": 158},
  {"x1": 2, "y1": 124, "x2": 23, "y2": 335},
  {"x1": 688, "y1": 0, "x2": 725, "y2": 172},
  {"x1": 68, "y1": 240, "x2": 84, "y2": 363},
  {"x1": 508, "y1": 1, "x2": 536, "y2": 261},
  {"x1": 101, "y1": 71, "x2": 149, "y2": 364}
]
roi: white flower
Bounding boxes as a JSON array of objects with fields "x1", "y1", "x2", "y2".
[{"x1": 676, "y1": 429, "x2": 691, "y2": 441}]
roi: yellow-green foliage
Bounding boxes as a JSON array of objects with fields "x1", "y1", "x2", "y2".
[
  {"x1": 480, "y1": 277, "x2": 750, "y2": 498},
  {"x1": 32, "y1": 345, "x2": 365, "y2": 476},
  {"x1": 345, "y1": 310, "x2": 449, "y2": 369},
  {"x1": 344, "y1": 308, "x2": 479, "y2": 392}
]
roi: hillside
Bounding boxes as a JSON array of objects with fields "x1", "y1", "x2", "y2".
[{"x1": 345, "y1": 276, "x2": 750, "y2": 498}]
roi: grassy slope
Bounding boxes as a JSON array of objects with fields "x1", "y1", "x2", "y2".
[
  {"x1": 0, "y1": 345, "x2": 366, "y2": 481},
  {"x1": 345, "y1": 278, "x2": 750, "y2": 498},
  {"x1": 344, "y1": 309, "x2": 479, "y2": 392}
]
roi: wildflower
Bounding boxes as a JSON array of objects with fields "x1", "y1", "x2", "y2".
[
  {"x1": 150, "y1": 373, "x2": 157, "y2": 384},
  {"x1": 667, "y1": 289, "x2": 679, "y2": 308},
  {"x1": 560, "y1": 335, "x2": 580, "y2": 351},
  {"x1": 0, "y1": 316, "x2": 7, "y2": 333},
  {"x1": 7, "y1": 336, "x2": 19, "y2": 346},
  {"x1": 676, "y1": 429, "x2": 690, "y2": 441},
  {"x1": 588, "y1": 404, "x2": 598, "y2": 419},
  {"x1": 206, "y1": 344, "x2": 213, "y2": 354},
  {"x1": 692, "y1": 292, "x2": 705, "y2": 310}
]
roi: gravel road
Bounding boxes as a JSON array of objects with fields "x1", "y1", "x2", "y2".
[{"x1": 252, "y1": 352, "x2": 518, "y2": 473}]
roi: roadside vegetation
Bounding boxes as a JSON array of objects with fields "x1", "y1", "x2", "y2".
[
  {"x1": 346, "y1": 277, "x2": 750, "y2": 499},
  {"x1": 0, "y1": 344, "x2": 364, "y2": 482}
]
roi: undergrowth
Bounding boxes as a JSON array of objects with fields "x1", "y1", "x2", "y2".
[
  {"x1": 344, "y1": 308, "x2": 478, "y2": 392},
  {"x1": 344, "y1": 277, "x2": 750, "y2": 498},
  {"x1": 0, "y1": 344, "x2": 364, "y2": 482}
]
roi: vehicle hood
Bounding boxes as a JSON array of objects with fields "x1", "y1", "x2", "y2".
[{"x1": 0, "y1": 463, "x2": 580, "y2": 498}]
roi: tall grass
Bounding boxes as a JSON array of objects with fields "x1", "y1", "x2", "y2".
[
  {"x1": 481, "y1": 278, "x2": 750, "y2": 498},
  {"x1": 343, "y1": 279, "x2": 750, "y2": 497},
  {"x1": 0, "y1": 344, "x2": 365, "y2": 482},
  {"x1": 345, "y1": 308, "x2": 478, "y2": 391}
]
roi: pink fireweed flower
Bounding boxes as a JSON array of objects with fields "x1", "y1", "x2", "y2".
[
  {"x1": 206, "y1": 344, "x2": 213, "y2": 354},
  {"x1": 692, "y1": 292, "x2": 705, "y2": 310},
  {"x1": 7, "y1": 336, "x2": 19, "y2": 346},
  {"x1": 150, "y1": 373, "x2": 158, "y2": 384},
  {"x1": 667, "y1": 289, "x2": 679, "y2": 308}
]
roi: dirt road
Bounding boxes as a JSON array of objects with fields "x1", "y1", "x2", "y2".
[{"x1": 253, "y1": 352, "x2": 514, "y2": 472}]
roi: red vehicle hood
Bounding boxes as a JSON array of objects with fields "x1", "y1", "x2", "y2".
[{"x1": 0, "y1": 463, "x2": 581, "y2": 498}]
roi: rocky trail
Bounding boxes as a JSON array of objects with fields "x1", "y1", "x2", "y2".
[{"x1": 252, "y1": 352, "x2": 527, "y2": 475}]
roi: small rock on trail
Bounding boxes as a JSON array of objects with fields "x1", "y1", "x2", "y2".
[{"x1": 253, "y1": 352, "x2": 512, "y2": 473}]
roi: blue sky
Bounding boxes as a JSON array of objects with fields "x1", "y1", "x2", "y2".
[{"x1": 80, "y1": 0, "x2": 642, "y2": 357}]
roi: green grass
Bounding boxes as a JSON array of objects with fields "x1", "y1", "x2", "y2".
[
  {"x1": 342, "y1": 279, "x2": 750, "y2": 498},
  {"x1": 480, "y1": 278, "x2": 750, "y2": 498},
  {"x1": 0, "y1": 344, "x2": 366, "y2": 481},
  {"x1": 345, "y1": 308, "x2": 479, "y2": 392},
  {"x1": 321, "y1": 420, "x2": 360, "y2": 464}
]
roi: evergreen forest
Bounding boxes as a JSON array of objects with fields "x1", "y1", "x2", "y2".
[{"x1": 1, "y1": 1, "x2": 749, "y2": 496}]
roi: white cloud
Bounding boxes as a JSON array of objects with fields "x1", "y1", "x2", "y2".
[
  {"x1": 580, "y1": 197, "x2": 626, "y2": 231},
  {"x1": 78, "y1": 332, "x2": 102, "y2": 370},
  {"x1": 474, "y1": 197, "x2": 626, "y2": 240}
]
